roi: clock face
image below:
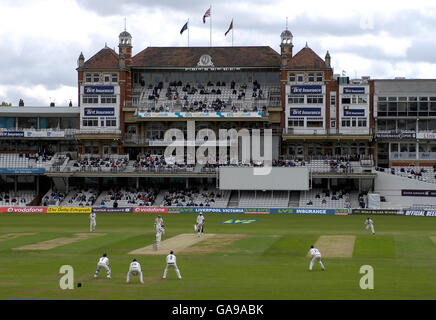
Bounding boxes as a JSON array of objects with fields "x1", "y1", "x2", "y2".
[
  {"x1": 197, "y1": 54, "x2": 214, "y2": 67},
  {"x1": 200, "y1": 55, "x2": 210, "y2": 65}
]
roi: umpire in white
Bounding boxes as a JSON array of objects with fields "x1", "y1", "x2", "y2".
[
  {"x1": 126, "y1": 258, "x2": 144, "y2": 284},
  {"x1": 365, "y1": 218, "x2": 375, "y2": 235},
  {"x1": 89, "y1": 212, "x2": 96, "y2": 232},
  {"x1": 163, "y1": 250, "x2": 182, "y2": 279}
]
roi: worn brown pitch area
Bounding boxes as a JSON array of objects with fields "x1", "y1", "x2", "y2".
[
  {"x1": 308, "y1": 235, "x2": 356, "y2": 258},
  {"x1": 13, "y1": 233, "x2": 106, "y2": 250}
]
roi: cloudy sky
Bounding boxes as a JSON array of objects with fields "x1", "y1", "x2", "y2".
[{"x1": 1, "y1": 0, "x2": 436, "y2": 106}]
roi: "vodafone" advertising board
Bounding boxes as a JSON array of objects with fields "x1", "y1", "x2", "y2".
[{"x1": 0, "y1": 207, "x2": 47, "y2": 213}]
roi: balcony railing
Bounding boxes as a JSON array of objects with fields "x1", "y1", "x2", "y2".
[
  {"x1": 390, "y1": 152, "x2": 436, "y2": 160},
  {"x1": 0, "y1": 128, "x2": 76, "y2": 138},
  {"x1": 76, "y1": 129, "x2": 122, "y2": 135},
  {"x1": 283, "y1": 128, "x2": 374, "y2": 136}
]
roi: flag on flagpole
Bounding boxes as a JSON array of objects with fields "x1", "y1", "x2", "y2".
[
  {"x1": 180, "y1": 21, "x2": 188, "y2": 34},
  {"x1": 225, "y1": 19, "x2": 233, "y2": 36},
  {"x1": 203, "y1": 7, "x2": 211, "y2": 23}
]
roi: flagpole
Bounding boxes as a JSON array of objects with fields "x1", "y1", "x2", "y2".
[
  {"x1": 210, "y1": 5, "x2": 212, "y2": 47},
  {"x1": 188, "y1": 18, "x2": 190, "y2": 47},
  {"x1": 232, "y1": 18, "x2": 234, "y2": 47}
]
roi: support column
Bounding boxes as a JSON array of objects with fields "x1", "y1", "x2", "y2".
[
  {"x1": 136, "y1": 177, "x2": 139, "y2": 189},
  {"x1": 14, "y1": 176, "x2": 17, "y2": 193},
  {"x1": 186, "y1": 178, "x2": 189, "y2": 189},
  {"x1": 36, "y1": 176, "x2": 40, "y2": 195}
]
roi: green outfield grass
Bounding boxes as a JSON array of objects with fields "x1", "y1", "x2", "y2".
[{"x1": 1, "y1": 213, "x2": 436, "y2": 300}]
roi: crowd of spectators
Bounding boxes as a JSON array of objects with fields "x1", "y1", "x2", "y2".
[
  {"x1": 72, "y1": 156, "x2": 129, "y2": 172},
  {"x1": 140, "y1": 79, "x2": 268, "y2": 113},
  {"x1": 100, "y1": 188, "x2": 157, "y2": 207},
  {"x1": 329, "y1": 159, "x2": 352, "y2": 173},
  {"x1": 387, "y1": 165, "x2": 436, "y2": 182},
  {"x1": 42, "y1": 190, "x2": 66, "y2": 206},
  {"x1": 0, "y1": 191, "x2": 29, "y2": 204},
  {"x1": 306, "y1": 189, "x2": 353, "y2": 208},
  {"x1": 134, "y1": 153, "x2": 194, "y2": 171},
  {"x1": 162, "y1": 187, "x2": 220, "y2": 207},
  {"x1": 66, "y1": 188, "x2": 97, "y2": 206}
]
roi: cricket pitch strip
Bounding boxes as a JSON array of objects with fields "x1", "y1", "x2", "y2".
[
  {"x1": 129, "y1": 233, "x2": 218, "y2": 255},
  {"x1": 309, "y1": 235, "x2": 356, "y2": 258}
]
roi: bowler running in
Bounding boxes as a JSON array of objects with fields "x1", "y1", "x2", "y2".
[
  {"x1": 195, "y1": 212, "x2": 205, "y2": 237},
  {"x1": 126, "y1": 258, "x2": 144, "y2": 284},
  {"x1": 308, "y1": 245, "x2": 325, "y2": 271},
  {"x1": 163, "y1": 250, "x2": 182, "y2": 279},
  {"x1": 94, "y1": 253, "x2": 111, "y2": 279}
]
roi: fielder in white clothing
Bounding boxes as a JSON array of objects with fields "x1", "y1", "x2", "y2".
[
  {"x1": 94, "y1": 253, "x2": 111, "y2": 279},
  {"x1": 365, "y1": 218, "x2": 375, "y2": 235},
  {"x1": 126, "y1": 258, "x2": 144, "y2": 284},
  {"x1": 308, "y1": 245, "x2": 325, "y2": 271},
  {"x1": 90, "y1": 212, "x2": 96, "y2": 232},
  {"x1": 154, "y1": 224, "x2": 165, "y2": 250},
  {"x1": 195, "y1": 213, "x2": 205, "y2": 237},
  {"x1": 163, "y1": 250, "x2": 182, "y2": 279}
]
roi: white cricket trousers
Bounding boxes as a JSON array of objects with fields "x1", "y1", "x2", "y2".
[
  {"x1": 90, "y1": 220, "x2": 96, "y2": 232},
  {"x1": 155, "y1": 233, "x2": 162, "y2": 248},
  {"x1": 126, "y1": 268, "x2": 144, "y2": 283},
  {"x1": 163, "y1": 263, "x2": 182, "y2": 279},
  {"x1": 309, "y1": 255, "x2": 325, "y2": 271},
  {"x1": 197, "y1": 223, "x2": 204, "y2": 236},
  {"x1": 95, "y1": 263, "x2": 111, "y2": 278},
  {"x1": 366, "y1": 224, "x2": 375, "y2": 234}
]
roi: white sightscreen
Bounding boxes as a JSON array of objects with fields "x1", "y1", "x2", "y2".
[{"x1": 219, "y1": 167, "x2": 309, "y2": 190}]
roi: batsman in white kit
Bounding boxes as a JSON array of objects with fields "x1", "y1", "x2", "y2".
[
  {"x1": 194, "y1": 212, "x2": 205, "y2": 237},
  {"x1": 365, "y1": 218, "x2": 375, "y2": 235},
  {"x1": 89, "y1": 212, "x2": 96, "y2": 232},
  {"x1": 154, "y1": 215, "x2": 164, "y2": 231},
  {"x1": 308, "y1": 245, "x2": 325, "y2": 271},
  {"x1": 154, "y1": 224, "x2": 165, "y2": 251},
  {"x1": 126, "y1": 258, "x2": 144, "y2": 284},
  {"x1": 94, "y1": 253, "x2": 111, "y2": 279},
  {"x1": 163, "y1": 250, "x2": 182, "y2": 279}
]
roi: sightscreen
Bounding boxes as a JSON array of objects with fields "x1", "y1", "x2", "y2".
[{"x1": 219, "y1": 167, "x2": 309, "y2": 190}]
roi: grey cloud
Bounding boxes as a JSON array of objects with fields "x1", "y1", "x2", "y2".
[{"x1": 406, "y1": 40, "x2": 436, "y2": 64}]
